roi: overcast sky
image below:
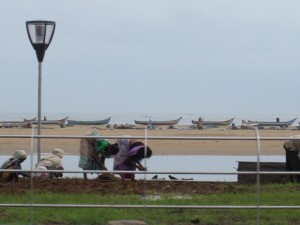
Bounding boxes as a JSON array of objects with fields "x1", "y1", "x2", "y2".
[{"x1": 1, "y1": 0, "x2": 300, "y2": 116}]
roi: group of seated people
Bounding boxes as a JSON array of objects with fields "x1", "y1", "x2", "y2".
[
  {"x1": 0, "y1": 148, "x2": 65, "y2": 182},
  {"x1": 0, "y1": 134, "x2": 152, "y2": 182}
]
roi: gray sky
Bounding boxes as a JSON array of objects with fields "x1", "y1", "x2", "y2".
[{"x1": 1, "y1": 0, "x2": 300, "y2": 115}]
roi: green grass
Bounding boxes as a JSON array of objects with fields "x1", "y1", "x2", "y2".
[{"x1": 1, "y1": 183, "x2": 300, "y2": 225}]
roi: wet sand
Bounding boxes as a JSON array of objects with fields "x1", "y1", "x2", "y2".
[{"x1": 0, "y1": 125, "x2": 298, "y2": 156}]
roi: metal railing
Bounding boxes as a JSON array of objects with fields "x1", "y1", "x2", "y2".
[{"x1": 0, "y1": 127, "x2": 300, "y2": 225}]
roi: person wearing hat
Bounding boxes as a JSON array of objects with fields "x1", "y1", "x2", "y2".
[
  {"x1": 34, "y1": 149, "x2": 65, "y2": 178},
  {"x1": 0, "y1": 150, "x2": 29, "y2": 182},
  {"x1": 78, "y1": 132, "x2": 119, "y2": 179}
]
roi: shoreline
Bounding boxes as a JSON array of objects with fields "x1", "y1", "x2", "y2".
[{"x1": 0, "y1": 125, "x2": 298, "y2": 156}]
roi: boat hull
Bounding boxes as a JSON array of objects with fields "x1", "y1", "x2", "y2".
[
  {"x1": 191, "y1": 118, "x2": 234, "y2": 127},
  {"x1": 247, "y1": 118, "x2": 297, "y2": 127},
  {"x1": 67, "y1": 117, "x2": 111, "y2": 125},
  {"x1": 134, "y1": 117, "x2": 182, "y2": 126},
  {"x1": 30, "y1": 116, "x2": 69, "y2": 125}
]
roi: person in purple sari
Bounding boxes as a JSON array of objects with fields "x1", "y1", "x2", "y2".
[{"x1": 113, "y1": 138, "x2": 152, "y2": 180}]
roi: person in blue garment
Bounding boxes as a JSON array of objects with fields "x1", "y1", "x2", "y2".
[{"x1": 0, "y1": 150, "x2": 29, "y2": 182}]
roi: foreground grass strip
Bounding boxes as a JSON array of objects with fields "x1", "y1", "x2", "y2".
[{"x1": 0, "y1": 183, "x2": 300, "y2": 225}]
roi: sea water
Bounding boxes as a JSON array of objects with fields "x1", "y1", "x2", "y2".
[{"x1": 0, "y1": 155, "x2": 285, "y2": 182}]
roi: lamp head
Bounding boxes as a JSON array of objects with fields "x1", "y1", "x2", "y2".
[{"x1": 26, "y1": 20, "x2": 55, "y2": 62}]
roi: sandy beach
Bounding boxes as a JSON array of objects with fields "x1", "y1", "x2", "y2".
[{"x1": 0, "y1": 125, "x2": 299, "y2": 156}]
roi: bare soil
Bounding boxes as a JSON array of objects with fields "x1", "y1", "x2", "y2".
[{"x1": 0, "y1": 177, "x2": 241, "y2": 195}]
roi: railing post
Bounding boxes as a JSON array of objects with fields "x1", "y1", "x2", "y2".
[{"x1": 255, "y1": 127, "x2": 261, "y2": 225}]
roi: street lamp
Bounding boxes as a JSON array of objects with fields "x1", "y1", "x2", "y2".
[{"x1": 26, "y1": 20, "x2": 56, "y2": 161}]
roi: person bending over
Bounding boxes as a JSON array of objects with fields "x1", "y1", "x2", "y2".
[
  {"x1": 113, "y1": 139, "x2": 152, "y2": 180},
  {"x1": 79, "y1": 133, "x2": 119, "y2": 179}
]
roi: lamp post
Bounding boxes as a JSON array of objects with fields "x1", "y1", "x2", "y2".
[{"x1": 26, "y1": 20, "x2": 56, "y2": 161}]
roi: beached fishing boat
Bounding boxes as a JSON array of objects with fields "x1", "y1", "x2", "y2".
[
  {"x1": 134, "y1": 117, "x2": 182, "y2": 126},
  {"x1": 24, "y1": 116, "x2": 69, "y2": 126},
  {"x1": 246, "y1": 118, "x2": 297, "y2": 127},
  {"x1": 67, "y1": 117, "x2": 111, "y2": 126},
  {"x1": 0, "y1": 118, "x2": 35, "y2": 128},
  {"x1": 0, "y1": 117, "x2": 36, "y2": 124},
  {"x1": 191, "y1": 117, "x2": 234, "y2": 127}
]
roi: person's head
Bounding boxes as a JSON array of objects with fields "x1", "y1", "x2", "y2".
[
  {"x1": 139, "y1": 146, "x2": 152, "y2": 158},
  {"x1": 130, "y1": 142, "x2": 152, "y2": 160},
  {"x1": 13, "y1": 150, "x2": 27, "y2": 162},
  {"x1": 134, "y1": 146, "x2": 152, "y2": 160},
  {"x1": 52, "y1": 149, "x2": 64, "y2": 158},
  {"x1": 106, "y1": 143, "x2": 119, "y2": 156}
]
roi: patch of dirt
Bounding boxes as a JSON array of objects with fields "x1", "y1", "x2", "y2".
[{"x1": 0, "y1": 177, "x2": 243, "y2": 195}]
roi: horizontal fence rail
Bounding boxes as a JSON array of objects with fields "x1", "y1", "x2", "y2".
[
  {"x1": 0, "y1": 130, "x2": 299, "y2": 225},
  {"x1": 0, "y1": 134, "x2": 299, "y2": 141},
  {"x1": 1, "y1": 169, "x2": 300, "y2": 176}
]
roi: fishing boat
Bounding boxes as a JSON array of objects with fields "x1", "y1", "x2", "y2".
[
  {"x1": 0, "y1": 118, "x2": 36, "y2": 128},
  {"x1": 246, "y1": 118, "x2": 297, "y2": 128},
  {"x1": 24, "y1": 116, "x2": 69, "y2": 126},
  {"x1": 191, "y1": 117, "x2": 234, "y2": 127},
  {"x1": 67, "y1": 117, "x2": 111, "y2": 126},
  {"x1": 134, "y1": 117, "x2": 182, "y2": 126}
]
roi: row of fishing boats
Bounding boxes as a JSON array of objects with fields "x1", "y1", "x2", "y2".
[
  {"x1": 135, "y1": 117, "x2": 298, "y2": 128},
  {"x1": 0, "y1": 117, "x2": 112, "y2": 128},
  {"x1": 0, "y1": 116, "x2": 298, "y2": 128}
]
